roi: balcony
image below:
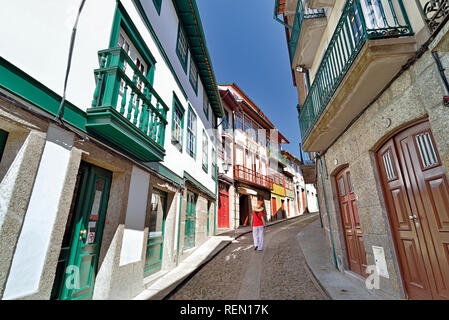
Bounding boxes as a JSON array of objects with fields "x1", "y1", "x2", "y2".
[
  {"x1": 268, "y1": 148, "x2": 287, "y2": 166},
  {"x1": 283, "y1": 166, "x2": 296, "y2": 177},
  {"x1": 299, "y1": 0, "x2": 416, "y2": 152},
  {"x1": 86, "y1": 47, "x2": 168, "y2": 162},
  {"x1": 234, "y1": 165, "x2": 273, "y2": 190},
  {"x1": 289, "y1": 0, "x2": 327, "y2": 67},
  {"x1": 417, "y1": 0, "x2": 449, "y2": 33}
]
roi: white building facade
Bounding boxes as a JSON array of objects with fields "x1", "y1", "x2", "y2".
[{"x1": 0, "y1": 0, "x2": 223, "y2": 300}]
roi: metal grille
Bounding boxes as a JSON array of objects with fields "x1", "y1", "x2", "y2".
[
  {"x1": 416, "y1": 132, "x2": 438, "y2": 168},
  {"x1": 417, "y1": 0, "x2": 449, "y2": 33},
  {"x1": 382, "y1": 150, "x2": 397, "y2": 180}
]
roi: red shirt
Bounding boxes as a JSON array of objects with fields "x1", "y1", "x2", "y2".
[{"x1": 252, "y1": 211, "x2": 264, "y2": 227}]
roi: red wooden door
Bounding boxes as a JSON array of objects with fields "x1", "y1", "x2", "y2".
[
  {"x1": 377, "y1": 120, "x2": 449, "y2": 300},
  {"x1": 271, "y1": 197, "x2": 277, "y2": 221},
  {"x1": 218, "y1": 192, "x2": 229, "y2": 228},
  {"x1": 336, "y1": 167, "x2": 367, "y2": 277}
]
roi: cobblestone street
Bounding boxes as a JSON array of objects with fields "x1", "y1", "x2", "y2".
[{"x1": 167, "y1": 215, "x2": 328, "y2": 300}]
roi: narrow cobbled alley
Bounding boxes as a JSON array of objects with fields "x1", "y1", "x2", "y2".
[{"x1": 167, "y1": 215, "x2": 328, "y2": 300}]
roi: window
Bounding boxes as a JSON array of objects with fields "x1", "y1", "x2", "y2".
[
  {"x1": 0, "y1": 129, "x2": 8, "y2": 162},
  {"x1": 235, "y1": 112, "x2": 243, "y2": 131},
  {"x1": 176, "y1": 24, "x2": 188, "y2": 73},
  {"x1": 203, "y1": 90, "x2": 209, "y2": 121},
  {"x1": 244, "y1": 116, "x2": 251, "y2": 136},
  {"x1": 184, "y1": 191, "x2": 196, "y2": 249},
  {"x1": 117, "y1": 30, "x2": 150, "y2": 106},
  {"x1": 171, "y1": 94, "x2": 185, "y2": 151},
  {"x1": 211, "y1": 147, "x2": 217, "y2": 179},
  {"x1": 212, "y1": 113, "x2": 217, "y2": 129},
  {"x1": 189, "y1": 55, "x2": 198, "y2": 94},
  {"x1": 187, "y1": 106, "x2": 197, "y2": 158},
  {"x1": 152, "y1": 0, "x2": 162, "y2": 15},
  {"x1": 223, "y1": 110, "x2": 229, "y2": 130},
  {"x1": 202, "y1": 130, "x2": 208, "y2": 173}
]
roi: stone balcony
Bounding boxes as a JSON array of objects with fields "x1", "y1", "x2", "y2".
[{"x1": 299, "y1": 0, "x2": 416, "y2": 153}]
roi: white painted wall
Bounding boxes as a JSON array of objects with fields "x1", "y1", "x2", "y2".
[
  {"x1": 119, "y1": 166, "x2": 150, "y2": 266},
  {"x1": 0, "y1": 0, "x2": 218, "y2": 194},
  {"x1": 0, "y1": 0, "x2": 116, "y2": 111},
  {"x1": 3, "y1": 125, "x2": 74, "y2": 300}
]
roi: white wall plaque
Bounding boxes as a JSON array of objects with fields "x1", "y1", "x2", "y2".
[{"x1": 372, "y1": 246, "x2": 389, "y2": 279}]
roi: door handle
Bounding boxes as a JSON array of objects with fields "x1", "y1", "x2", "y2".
[
  {"x1": 409, "y1": 215, "x2": 418, "y2": 220},
  {"x1": 79, "y1": 229, "x2": 87, "y2": 240}
]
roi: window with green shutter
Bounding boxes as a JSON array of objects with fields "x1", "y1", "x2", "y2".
[
  {"x1": 202, "y1": 130, "x2": 208, "y2": 173},
  {"x1": 203, "y1": 90, "x2": 209, "y2": 121},
  {"x1": 189, "y1": 55, "x2": 198, "y2": 94},
  {"x1": 0, "y1": 129, "x2": 8, "y2": 162},
  {"x1": 187, "y1": 106, "x2": 197, "y2": 158},
  {"x1": 176, "y1": 24, "x2": 188, "y2": 73},
  {"x1": 184, "y1": 191, "x2": 196, "y2": 249},
  {"x1": 152, "y1": 0, "x2": 162, "y2": 15},
  {"x1": 171, "y1": 94, "x2": 185, "y2": 152},
  {"x1": 211, "y1": 147, "x2": 216, "y2": 179}
]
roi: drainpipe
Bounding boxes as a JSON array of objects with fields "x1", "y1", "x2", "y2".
[
  {"x1": 316, "y1": 153, "x2": 338, "y2": 269},
  {"x1": 431, "y1": 51, "x2": 449, "y2": 106},
  {"x1": 273, "y1": 0, "x2": 293, "y2": 30},
  {"x1": 315, "y1": 158, "x2": 323, "y2": 228},
  {"x1": 55, "y1": 0, "x2": 87, "y2": 122}
]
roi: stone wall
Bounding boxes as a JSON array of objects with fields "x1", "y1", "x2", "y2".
[{"x1": 316, "y1": 40, "x2": 449, "y2": 298}]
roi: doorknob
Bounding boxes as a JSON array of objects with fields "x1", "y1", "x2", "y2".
[
  {"x1": 80, "y1": 230, "x2": 87, "y2": 235},
  {"x1": 409, "y1": 215, "x2": 418, "y2": 220}
]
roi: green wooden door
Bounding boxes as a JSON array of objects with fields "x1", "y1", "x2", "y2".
[
  {"x1": 52, "y1": 162, "x2": 112, "y2": 300},
  {"x1": 144, "y1": 189, "x2": 167, "y2": 277},
  {"x1": 0, "y1": 129, "x2": 8, "y2": 161},
  {"x1": 184, "y1": 191, "x2": 196, "y2": 249}
]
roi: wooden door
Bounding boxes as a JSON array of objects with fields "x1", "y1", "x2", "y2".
[
  {"x1": 184, "y1": 191, "x2": 196, "y2": 249},
  {"x1": 336, "y1": 167, "x2": 367, "y2": 277},
  {"x1": 53, "y1": 162, "x2": 112, "y2": 300},
  {"x1": 240, "y1": 195, "x2": 249, "y2": 226},
  {"x1": 144, "y1": 189, "x2": 167, "y2": 277},
  {"x1": 271, "y1": 197, "x2": 277, "y2": 221},
  {"x1": 377, "y1": 120, "x2": 449, "y2": 300},
  {"x1": 218, "y1": 191, "x2": 230, "y2": 228}
]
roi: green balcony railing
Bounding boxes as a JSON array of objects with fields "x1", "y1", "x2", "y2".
[
  {"x1": 289, "y1": 0, "x2": 326, "y2": 62},
  {"x1": 298, "y1": 0, "x2": 413, "y2": 143},
  {"x1": 89, "y1": 47, "x2": 168, "y2": 159}
]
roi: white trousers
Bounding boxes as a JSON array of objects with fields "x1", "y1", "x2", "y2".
[{"x1": 252, "y1": 226, "x2": 264, "y2": 250}]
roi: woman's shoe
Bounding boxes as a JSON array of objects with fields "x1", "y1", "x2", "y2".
[{"x1": 254, "y1": 246, "x2": 258, "y2": 250}]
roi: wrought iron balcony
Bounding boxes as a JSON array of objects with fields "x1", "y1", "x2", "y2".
[
  {"x1": 234, "y1": 165, "x2": 273, "y2": 190},
  {"x1": 417, "y1": 0, "x2": 449, "y2": 33},
  {"x1": 86, "y1": 47, "x2": 168, "y2": 162},
  {"x1": 289, "y1": 0, "x2": 326, "y2": 63},
  {"x1": 298, "y1": 0, "x2": 413, "y2": 145}
]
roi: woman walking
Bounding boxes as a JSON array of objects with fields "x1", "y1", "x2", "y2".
[{"x1": 251, "y1": 203, "x2": 266, "y2": 251}]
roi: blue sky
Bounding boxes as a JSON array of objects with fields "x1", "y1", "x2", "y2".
[{"x1": 196, "y1": 0, "x2": 301, "y2": 159}]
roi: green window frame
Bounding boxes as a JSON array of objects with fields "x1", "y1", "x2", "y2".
[
  {"x1": 203, "y1": 90, "x2": 209, "y2": 121},
  {"x1": 184, "y1": 191, "x2": 196, "y2": 249},
  {"x1": 144, "y1": 188, "x2": 167, "y2": 277},
  {"x1": 0, "y1": 129, "x2": 8, "y2": 162},
  {"x1": 202, "y1": 130, "x2": 208, "y2": 173},
  {"x1": 109, "y1": 3, "x2": 156, "y2": 85},
  {"x1": 171, "y1": 93, "x2": 185, "y2": 152},
  {"x1": 152, "y1": 0, "x2": 162, "y2": 15},
  {"x1": 235, "y1": 111, "x2": 243, "y2": 131},
  {"x1": 186, "y1": 105, "x2": 197, "y2": 158},
  {"x1": 211, "y1": 147, "x2": 216, "y2": 179},
  {"x1": 189, "y1": 55, "x2": 198, "y2": 94},
  {"x1": 176, "y1": 24, "x2": 188, "y2": 74}
]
